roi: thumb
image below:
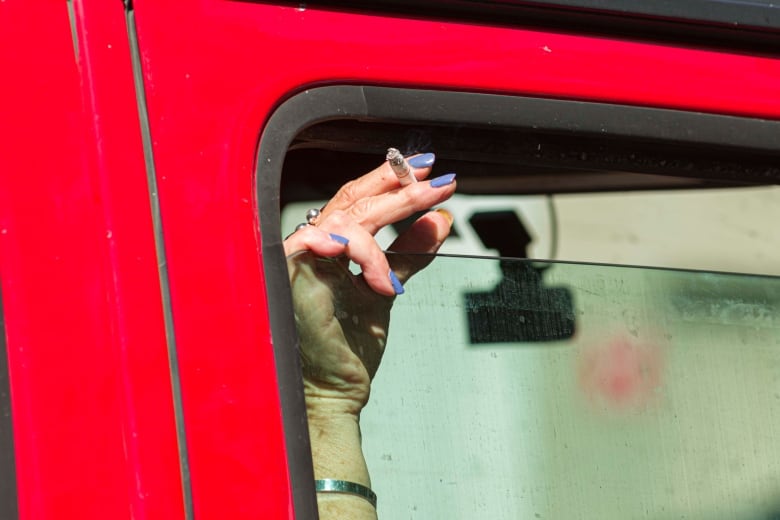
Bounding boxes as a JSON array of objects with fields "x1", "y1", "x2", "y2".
[{"x1": 386, "y1": 209, "x2": 453, "y2": 284}]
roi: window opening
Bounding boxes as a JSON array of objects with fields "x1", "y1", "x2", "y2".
[{"x1": 258, "y1": 86, "x2": 780, "y2": 519}]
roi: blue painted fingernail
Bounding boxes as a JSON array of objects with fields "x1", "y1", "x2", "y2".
[
  {"x1": 430, "y1": 173, "x2": 456, "y2": 188},
  {"x1": 408, "y1": 153, "x2": 436, "y2": 169},
  {"x1": 328, "y1": 233, "x2": 349, "y2": 245},
  {"x1": 389, "y1": 269, "x2": 405, "y2": 295}
]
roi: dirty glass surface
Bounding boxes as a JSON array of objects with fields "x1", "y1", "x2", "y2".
[{"x1": 348, "y1": 254, "x2": 780, "y2": 519}]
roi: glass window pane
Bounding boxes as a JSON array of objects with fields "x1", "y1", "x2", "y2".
[{"x1": 350, "y1": 254, "x2": 780, "y2": 519}]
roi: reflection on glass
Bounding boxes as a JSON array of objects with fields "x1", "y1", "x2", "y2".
[{"x1": 294, "y1": 252, "x2": 780, "y2": 519}]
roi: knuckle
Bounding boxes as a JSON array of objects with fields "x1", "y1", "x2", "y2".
[
  {"x1": 301, "y1": 225, "x2": 321, "y2": 240},
  {"x1": 347, "y1": 198, "x2": 374, "y2": 224},
  {"x1": 334, "y1": 180, "x2": 360, "y2": 205},
  {"x1": 371, "y1": 247, "x2": 389, "y2": 269},
  {"x1": 325, "y1": 209, "x2": 350, "y2": 227},
  {"x1": 409, "y1": 183, "x2": 432, "y2": 204}
]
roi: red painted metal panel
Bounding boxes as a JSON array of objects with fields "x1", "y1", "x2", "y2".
[
  {"x1": 0, "y1": 1, "x2": 184, "y2": 519},
  {"x1": 129, "y1": 1, "x2": 780, "y2": 519}
]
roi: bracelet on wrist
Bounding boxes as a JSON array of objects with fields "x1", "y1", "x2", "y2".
[{"x1": 315, "y1": 479, "x2": 377, "y2": 508}]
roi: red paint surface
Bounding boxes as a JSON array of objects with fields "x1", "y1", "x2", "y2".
[
  {"x1": 3, "y1": 0, "x2": 780, "y2": 518},
  {"x1": 0, "y1": 1, "x2": 183, "y2": 519},
  {"x1": 129, "y1": 2, "x2": 780, "y2": 518}
]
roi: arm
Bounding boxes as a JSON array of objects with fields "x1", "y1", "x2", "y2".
[{"x1": 284, "y1": 153, "x2": 456, "y2": 519}]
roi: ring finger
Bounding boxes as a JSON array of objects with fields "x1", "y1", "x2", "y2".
[{"x1": 317, "y1": 210, "x2": 401, "y2": 296}]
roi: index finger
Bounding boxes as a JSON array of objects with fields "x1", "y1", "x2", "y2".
[{"x1": 323, "y1": 153, "x2": 436, "y2": 216}]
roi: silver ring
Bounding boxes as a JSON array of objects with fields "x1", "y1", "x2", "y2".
[
  {"x1": 315, "y1": 479, "x2": 377, "y2": 508},
  {"x1": 286, "y1": 208, "x2": 322, "y2": 239},
  {"x1": 306, "y1": 208, "x2": 321, "y2": 225},
  {"x1": 284, "y1": 222, "x2": 308, "y2": 240}
]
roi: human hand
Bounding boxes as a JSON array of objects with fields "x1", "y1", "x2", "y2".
[
  {"x1": 284, "y1": 153, "x2": 455, "y2": 519},
  {"x1": 284, "y1": 154, "x2": 456, "y2": 417}
]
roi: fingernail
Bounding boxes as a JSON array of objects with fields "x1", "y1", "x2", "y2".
[
  {"x1": 435, "y1": 208, "x2": 454, "y2": 225},
  {"x1": 388, "y1": 269, "x2": 405, "y2": 295},
  {"x1": 328, "y1": 233, "x2": 349, "y2": 246},
  {"x1": 430, "y1": 173, "x2": 456, "y2": 188},
  {"x1": 407, "y1": 153, "x2": 436, "y2": 169},
  {"x1": 431, "y1": 173, "x2": 455, "y2": 188}
]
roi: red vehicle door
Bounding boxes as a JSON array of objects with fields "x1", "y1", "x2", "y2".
[{"x1": 2, "y1": 1, "x2": 779, "y2": 519}]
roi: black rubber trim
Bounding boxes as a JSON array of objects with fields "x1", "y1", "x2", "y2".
[
  {"x1": 520, "y1": 0, "x2": 780, "y2": 29},
  {"x1": 257, "y1": 85, "x2": 780, "y2": 519},
  {"x1": 257, "y1": 88, "x2": 372, "y2": 520},
  {"x1": 0, "y1": 288, "x2": 18, "y2": 519},
  {"x1": 303, "y1": 0, "x2": 780, "y2": 30},
  {"x1": 357, "y1": 89, "x2": 780, "y2": 155}
]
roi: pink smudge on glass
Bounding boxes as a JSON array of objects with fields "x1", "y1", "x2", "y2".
[{"x1": 577, "y1": 333, "x2": 666, "y2": 413}]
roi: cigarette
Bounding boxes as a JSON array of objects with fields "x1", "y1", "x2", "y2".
[{"x1": 386, "y1": 147, "x2": 416, "y2": 186}]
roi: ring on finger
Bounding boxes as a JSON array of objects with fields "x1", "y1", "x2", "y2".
[
  {"x1": 289, "y1": 207, "x2": 323, "y2": 237},
  {"x1": 306, "y1": 208, "x2": 321, "y2": 225}
]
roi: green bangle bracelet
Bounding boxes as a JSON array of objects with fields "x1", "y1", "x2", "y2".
[{"x1": 315, "y1": 479, "x2": 377, "y2": 508}]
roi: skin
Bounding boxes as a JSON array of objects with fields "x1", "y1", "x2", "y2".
[{"x1": 284, "y1": 158, "x2": 456, "y2": 519}]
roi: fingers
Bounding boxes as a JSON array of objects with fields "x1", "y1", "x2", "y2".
[
  {"x1": 283, "y1": 152, "x2": 455, "y2": 296},
  {"x1": 317, "y1": 211, "x2": 399, "y2": 296},
  {"x1": 323, "y1": 153, "x2": 437, "y2": 216},
  {"x1": 283, "y1": 225, "x2": 350, "y2": 258},
  {"x1": 388, "y1": 209, "x2": 454, "y2": 284},
  {"x1": 344, "y1": 173, "x2": 457, "y2": 235},
  {"x1": 285, "y1": 206, "x2": 454, "y2": 296},
  {"x1": 285, "y1": 211, "x2": 400, "y2": 296}
]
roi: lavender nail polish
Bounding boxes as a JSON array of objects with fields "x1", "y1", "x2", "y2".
[
  {"x1": 389, "y1": 269, "x2": 405, "y2": 295},
  {"x1": 430, "y1": 173, "x2": 456, "y2": 188},
  {"x1": 407, "y1": 153, "x2": 436, "y2": 169},
  {"x1": 329, "y1": 233, "x2": 349, "y2": 246}
]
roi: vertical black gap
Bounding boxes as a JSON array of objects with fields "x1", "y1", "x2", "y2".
[
  {"x1": 0, "y1": 287, "x2": 19, "y2": 519},
  {"x1": 124, "y1": 6, "x2": 195, "y2": 520},
  {"x1": 65, "y1": 0, "x2": 79, "y2": 61}
]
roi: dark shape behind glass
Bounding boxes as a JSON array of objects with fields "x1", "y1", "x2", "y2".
[{"x1": 466, "y1": 210, "x2": 575, "y2": 343}]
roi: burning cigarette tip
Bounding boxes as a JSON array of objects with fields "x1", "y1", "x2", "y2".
[{"x1": 386, "y1": 147, "x2": 416, "y2": 186}]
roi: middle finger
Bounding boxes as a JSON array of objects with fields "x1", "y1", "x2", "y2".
[
  {"x1": 317, "y1": 210, "x2": 399, "y2": 296},
  {"x1": 346, "y1": 173, "x2": 457, "y2": 235},
  {"x1": 322, "y1": 153, "x2": 437, "y2": 217}
]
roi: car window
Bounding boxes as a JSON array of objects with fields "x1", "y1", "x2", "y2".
[
  {"x1": 262, "y1": 86, "x2": 780, "y2": 518},
  {"x1": 282, "y1": 186, "x2": 780, "y2": 276},
  {"x1": 338, "y1": 253, "x2": 780, "y2": 519}
]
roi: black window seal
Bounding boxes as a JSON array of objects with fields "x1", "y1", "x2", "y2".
[
  {"x1": 0, "y1": 285, "x2": 19, "y2": 520},
  {"x1": 300, "y1": 0, "x2": 780, "y2": 31},
  {"x1": 256, "y1": 85, "x2": 780, "y2": 519},
  {"x1": 521, "y1": 0, "x2": 780, "y2": 30}
]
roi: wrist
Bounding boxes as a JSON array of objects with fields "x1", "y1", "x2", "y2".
[
  {"x1": 307, "y1": 410, "x2": 368, "y2": 482},
  {"x1": 304, "y1": 375, "x2": 369, "y2": 417},
  {"x1": 307, "y1": 408, "x2": 377, "y2": 519},
  {"x1": 315, "y1": 480, "x2": 378, "y2": 520}
]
